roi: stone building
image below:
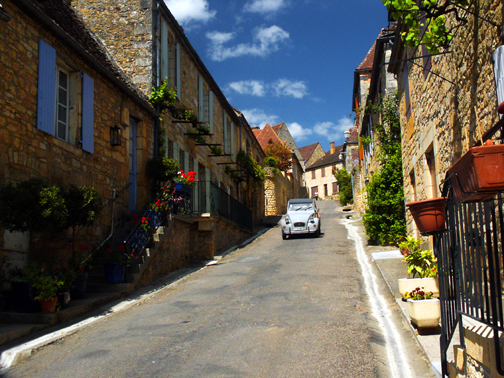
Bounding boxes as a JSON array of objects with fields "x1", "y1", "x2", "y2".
[
  {"x1": 389, "y1": 1, "x2": 504, "y2": 376},
  {"x1": 304, "y1": 142, "x2": 343, "y2": 199},
  {"x1": 299, "y1": 142, "x2": 326, "y2": 169},
  {"x1": 0, "y1": 0, "x2": 157, "y2": 266},
  {"x1": 353, "y1": 24, "x2": 398, "y2": 212},
  {"x1": 70, "y1": 0, "x2": 265, "y2": 224},
  {"x1": 253, "y1": 123, "x2": 306, "y2": 215}
]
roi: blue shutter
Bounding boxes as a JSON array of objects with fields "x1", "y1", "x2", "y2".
[
  {"x1": 37, "y1": 40, "x2": 56, "y2": 134},
  {"x1": 208, "y1": 91, "x2": 214, "y2": 134},
  {"x1": 82, "y1": 73, "x2": 94, "y2": 153},
  {"x1": 176, "y1": 43, "x2": 181, "y2": 99},
  {"x1": 160, "y1": 20, "x2": 169, "y2": 83},
  {"x1": 198, "y1": 75, "x2": 204, "y2": 121}
]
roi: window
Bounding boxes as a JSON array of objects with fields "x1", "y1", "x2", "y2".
[
  {"x1": 311, "y1": 170, "x2": 316, "y2": 179},
  {"x1": 37, "y1": 39, "x2": 94, "y2": 153},
  {"x1": 159, "y1": 19, "x2": 169, "y2": 83},
  {"x1": 324, "y1": 184, "x2": 328, "y2": 197},
  {"x1": 493, "y1": 46, "x2": 504, "y2": 112},
  {"x1": 332, "y1": 182, "x2": 338, "y2": 193},
  {"x1": 55, "y1": 68, "x2": 69, "y2": 141},
  {"x1": 425, "y1": 147, "x2": 437, "y2": 198},
  {"x1": 311, "y1": 186, "x2": 318, "y2": 198},
  {"x1": 321, "y1": 167, "x2": 326, "y2": 177}
]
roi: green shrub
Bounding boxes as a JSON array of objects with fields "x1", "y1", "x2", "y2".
[{"x1": 335, "y1": 168, "x2": 353, "y2": 205}]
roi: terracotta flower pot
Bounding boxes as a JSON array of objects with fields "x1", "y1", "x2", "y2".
[
  {"x1": 39, "y1": 297, "x2": 58, "y2": 314},
  {"x1": 447, "y1": 140, "x2": 504, "y2": 202},
  {"x1": 406, "y1": 197, "x2": 446, "y2": 235}
]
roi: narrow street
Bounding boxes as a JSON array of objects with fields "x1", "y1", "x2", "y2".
[{"x1": 5, "y1": 201, "x2": 432, "y2": 377}]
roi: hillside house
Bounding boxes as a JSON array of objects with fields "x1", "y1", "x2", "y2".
[{"x1": 304, "y1": 142, "x2": 343, "y2": 199}]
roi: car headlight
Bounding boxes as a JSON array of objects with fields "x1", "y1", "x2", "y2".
[
  {"x1": 308, "y1": 214, "x2": 315, "y2": 223},
  {"x1": 285, "y1": 215, "x2": 291, "y2": 224}
]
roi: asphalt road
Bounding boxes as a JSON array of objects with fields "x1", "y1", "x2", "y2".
[{"x1": 6, "y1": 201, "x2": 409, "y2": 377}]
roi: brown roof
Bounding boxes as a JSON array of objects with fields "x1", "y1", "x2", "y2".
[
  {"x1": 306, "y1": 145, "x2": 344, "y2": 170},
  {"x1": 298, "y1": 142, "x2": 321, "y2": 162},
  {"x1": 357, "y1": 40, "x2": 377, "y2": 71},
  {"x1": 253, "y1": 124, "x2": 283, "y2": 151},
  {"x1": 271, "y1": 123, "x2": 283, "y2": 134}
]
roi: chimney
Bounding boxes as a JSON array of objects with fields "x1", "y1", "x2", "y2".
[{"x1": 330, "y1": 142, "x2": 336, "y2": 154}]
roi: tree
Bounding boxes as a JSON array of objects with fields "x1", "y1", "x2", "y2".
[
  {"x1": 264, "y1": 140, "x2": 293, "y2": 172},
  {"x1": 334, "y1": 168, "x2": 353, "y2": 206},
  {"x1": 382, "y1": 0, "x2": 472, "y2": 53},
  {"x1": 363, "y1": 93, "x2": 406, "y2": 245}
]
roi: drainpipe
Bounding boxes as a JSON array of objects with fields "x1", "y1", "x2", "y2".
[{"x1": 152, "y1": 1, "x2": 160, "y2": 156}]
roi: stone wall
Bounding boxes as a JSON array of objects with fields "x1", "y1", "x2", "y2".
[
  {"x1": 136, "y1": 215, "x2": 252, "y2": 287},
  {"x1": 393, "y1": 0, "x2": 503, "y2": 235},
  {"x1": 264, "y1": 167, "x2": 306, "y2": 216},
  {"x1": 0, "y1": 1, "x2": 155, "y2": 266}
]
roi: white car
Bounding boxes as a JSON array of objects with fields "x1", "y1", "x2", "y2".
[{"x1": 280, "y1": 198, "x2": 321, "y2": 239}]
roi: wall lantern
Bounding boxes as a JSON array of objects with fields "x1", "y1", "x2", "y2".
[
  {"x1": 110, "y1": 125, "x2": 122, "y2": 146},
  {"x1": 344, "y1": 129, "x2": 351, "y2": 140},
  {"x1": 0, "y1": 5, "x2": 11, "y2": 22}
]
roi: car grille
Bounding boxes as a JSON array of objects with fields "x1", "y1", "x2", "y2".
[{"x1": 294, "y1": 222, "x2": 305, "y2": 227}]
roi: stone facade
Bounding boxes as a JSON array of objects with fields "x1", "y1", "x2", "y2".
[
  {"x1": 0, "y1": 0, "x2": 156, "y2": 266},
  {"x1": 389, "y1": 0, "x2": 503, "y2": 236},
  {"x1": 305, "y1": 144, "x2": 344, "y2": 200},
  {"x1": 264, "y1": 167, "x2": 307, "y2": 215},
  {"x1": 71, "y1": 0, "x2": 265, "y2": 222}
]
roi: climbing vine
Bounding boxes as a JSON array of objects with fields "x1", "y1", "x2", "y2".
[
  {"x1": 382, "y1": 0, "x2": 472, "y2": 53},
  {"x1": 362, "y1": 93, "x2": 406, "y2": 245}
]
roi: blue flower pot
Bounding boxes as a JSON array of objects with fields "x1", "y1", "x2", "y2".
[
  {"x1": 175, "y1": 182, "x2": 193, "y2": 194},
  {"x1": 104, "y1": 262, "x2": 125, "y2": 283}
]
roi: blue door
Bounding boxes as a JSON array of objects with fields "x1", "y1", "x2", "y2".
[{"x1": 128, "y1": 118, "x2": 137, "y2": 210}]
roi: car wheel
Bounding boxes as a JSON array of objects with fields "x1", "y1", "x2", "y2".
[
  {"x1": 315, "y1": 226, "x2": 321, "y2": 238},
  {"x1": 282, "y1": 230, "x2": 287, "y2": 240}
]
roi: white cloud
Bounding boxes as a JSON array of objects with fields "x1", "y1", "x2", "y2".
[
  {"x1": 164, "y1": 0, "x2": 216, "y2": 26},
  {"x1": 244, "y1": 0, "x2": 288, "y2": 14},
  {"x1": 227, "y1": 80, "x2": 266, "y2": 97},
  {"x1": 207, "y1": 25, "x2": 289, "y2": 61},
  {"x1": 272, "y1": 79, "x2": 308, "y2": 99},
  {"x1": 227, "y1": 78, "x2": 307, "y2": 98},
  {"x1": 313, "y1": 118, "x2": 353, "y2": 141},
  {"x1": 287, "y1": 122, "x2": 313, "y2": 141},
  {"x1": 241, "y1": 109, "x2": 279, "y2": 128}
]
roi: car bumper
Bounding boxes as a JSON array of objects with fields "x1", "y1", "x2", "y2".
[{"x1": 280, "y1": 220, "x2": 319, "y2": 235}]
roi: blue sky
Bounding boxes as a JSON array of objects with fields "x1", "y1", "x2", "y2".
[{"x1": 164, "y1": 0, "x2": 389, "y2": 152}]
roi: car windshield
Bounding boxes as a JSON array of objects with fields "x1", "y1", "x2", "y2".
[{"x1": 289, "y1": 203, "x2": 313, "y2": 211}]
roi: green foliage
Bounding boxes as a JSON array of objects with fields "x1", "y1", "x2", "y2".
[
  {"x1": 363, "y1": 93, "x2": 406, "y2": 245},
  {"x1": 382, "y1": 0, "x2": 472, "y2": 54},
  {"x1": 33, "y1": 275, "x2": 65, "y2": 300},
  {"x1": 359, "y1": 136, "x2": 372, "y2": 146},
  {"x1": 149, "y1": 81, "x2": 177, "y2": 110},
  {"x1": 264, "y1": 141, "x2": 292, "y2": 171},
  {"x1": 0, "y1": 179, "x2": 100, "y2": 235},
  {"x1": 146, "y1": 157, "x2": 180, "y2": 182},
  {"x1": 224, "y1": 165, "x2": 240, "y2": 179},
  {"x1": 209, "y1": 146, "x2": 223, "y2": 156},
  {"x1": 237, "y1": 150, "x2": 265, "y2": 182},
  {"x1": 403, "y1": 237, "x2": 437, "y2": 278},
  {"x1": 64, "y1": 185, "x2": 101, "y2": 228},
  {"x1": 335, "y1": 168, "x2": 353, "y2": 205}
]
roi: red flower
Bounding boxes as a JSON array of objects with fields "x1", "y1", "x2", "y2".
[
  {"x1": 79, "y1": 244, "x2": 86, "y2": 250},
  {"x1": 106, "y1": 247, "x2": 113, "y2": 253},
  {"x1": 118, "y1": 245, "x2": 125, "y2": 252}
]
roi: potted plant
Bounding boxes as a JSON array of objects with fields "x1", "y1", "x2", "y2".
[
  {"x1": 397, "y1": 237, "x2": 439, "y2": 300},
  {"x1": 103, "y1": 245, "x2": 133, "y2": 283},
  {"x1": 32, "y1": 274, "x2": 65, "y2": 314},
  {"x1": 406, "y1": 197, "x2": 446, "y2": 235},
  {"x1": 68, "y1": 244, "x2": 94, "y2": 300},
  {"x1": 9, "y1": 262, "x2": 41, "y2": 313},
  {"x1": 406, "y1": 287, "x2": 441, "y2": 329},
  {"x1": 447, "y1": 139, "x2": 504, "y2": 202},
  {"x1": 174, "y1": 170, "x2": 197, "y2": 194}
]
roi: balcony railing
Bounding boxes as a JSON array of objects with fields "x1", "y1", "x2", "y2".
[
  {"x1": 192, "y1": 181, "x2": 253, "y2": 231},
  {"x1": 436, "y1": 182, "x2": 504, "y2": 377}
]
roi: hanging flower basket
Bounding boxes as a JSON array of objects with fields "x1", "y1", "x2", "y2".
[
  {"x1": 447, "y1": 140, "x2": 504, "y2": 202},
  {"x1": 406, "y1": 197, "x2": 447, "y2": 235}
]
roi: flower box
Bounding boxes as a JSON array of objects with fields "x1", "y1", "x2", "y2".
[
  {"x1": 407, "y1": 298, "x2": 441, "y2": 329},
  {"x1": 447, "y1": 141, "x2": 504, "y2": 202},
  {"x1": 175, "y1": 182, "x2": 193, "y2": 194},
  {"x1": 406, "y1": 197, "x2": 446, "y2": 235},
  {"x1": 398, "y1": 277, "x2": 439, "y2": 300}
]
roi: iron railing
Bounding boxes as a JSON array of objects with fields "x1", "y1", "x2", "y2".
[
  {"x1": 436, "y1": 181, "x2": 504, "y2": 376},
  {"x1": 192, "y1": 181, "x2": 253, "y2": 231}
]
